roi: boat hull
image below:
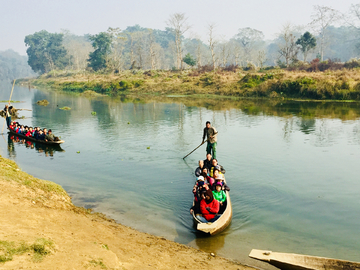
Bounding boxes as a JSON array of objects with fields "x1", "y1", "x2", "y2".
[
  {"x1": 249, "y1": 249, "x2": 360, "y2": 270},
  {"x1": 191, "y1": 177, "x2": 232, "y2": 235},
  {"x1": 8, "y1": 129, "x2": 64, "y2": 145}
]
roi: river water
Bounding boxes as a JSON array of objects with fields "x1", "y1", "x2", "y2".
[{"x1": 1, "y1": 84, "x2": 360, "y2": 268}]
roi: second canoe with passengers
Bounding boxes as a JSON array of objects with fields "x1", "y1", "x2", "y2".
[{"x1": 8, "y1": 121, "x2": 64, "y2": 145}]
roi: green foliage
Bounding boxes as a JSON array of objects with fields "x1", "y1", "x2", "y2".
[
  {"x1": 91, "y1": 111, "x2": 97, "y2": 115},
  {"x1": 59, "y1": 106, "x2": 71, "y2": 110},
  {"x1": 88, "y1": 32, "x2": 112, "y2": 71},
  {"x1": 183, "y1": 53, "x2": 196, "y2": 67},
  {"x1": 24, "y1": 30, "x2": 70, "y2": 74},
  {"x1": 239, "y1": 73, "x2": 274, "y2": 88},
  {"x1": 296, "y1": 32, "x2": 316, "y2": 55},
  {"x1": 0, "y1": 238, "x2": 53, "y2": 263},
  {"x1": 200, "y1": 74, "x2": 214, "y2": 86}
]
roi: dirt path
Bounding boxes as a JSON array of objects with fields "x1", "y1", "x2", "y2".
[{"x1": 0, "y1": 156, "x2": 256, "y2": 270}]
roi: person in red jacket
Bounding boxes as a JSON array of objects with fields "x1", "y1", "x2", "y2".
[{"x1": 198, "y1": 189, "x2": 220, "y2": 223}]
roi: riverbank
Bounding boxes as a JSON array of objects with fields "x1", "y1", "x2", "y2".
[
  {"x1": 0, "y1": 155, "x2": 256, "y2": 269},
  {"x1": 18, "y1": 68, "x2": 360, "y2": 100}
]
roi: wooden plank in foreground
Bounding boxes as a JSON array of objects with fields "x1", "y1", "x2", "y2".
[{"x1": 249, "y1": 249, "x2": 360, "y2": 270}]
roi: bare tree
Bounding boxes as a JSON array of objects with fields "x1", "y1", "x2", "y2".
[
  {"x1": 166, "y1": 13, "x2": 191, "y2": 70},
  {"x1": 147, "y1": 29, "x2": 157, "y2": 70},
  {"x1": 310, "y1": 5, "x2": 340, "y2": 61},
  {"x1": 219, "y1": 40, "x2": 231, "y2": 67},
  {"x1": 234, "y1": 27, "x2": 264, "y2": 64},
  {"x1": 257, "y1": 50, "x2": 267, "y2": 68},
  {"x1": 107, "y1": 27, "x2": 127, "y2": 71},
  {"x1": 277, "y1": 23, "x2": 299, "y2": 67},
  {"x1": 207, "y1": 23, "x2": 218, "y2": 70}
]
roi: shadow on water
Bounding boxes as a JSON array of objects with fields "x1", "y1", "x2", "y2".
[{"x1": 7, "y1": 133, "x2": 64, "y2": 158}]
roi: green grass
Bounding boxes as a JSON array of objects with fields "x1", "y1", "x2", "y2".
[
  {"x1": 36, "y1": 99, "x2": 49, "y2": 106},
  {"x1": 0, "y1": 238, "x2": 54, "y2": 263},
  {"x1": 0, "y1": 155, "x2": 68, "y2": 196},
  {"x1": 59, "y1": 106, "x2": 71, "y2": 110}
]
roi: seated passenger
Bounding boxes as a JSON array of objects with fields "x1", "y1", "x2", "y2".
[
  {"x1": 203, "y1": 153, "x2": 213, "y2": 171},
  {"x1": 17, "y1": 125, "x2": 24, "y2": 134},
  {"x1": 215, "y1": 174, "x2": 230, "y2": 192},
  {"x1": 9, "y1": 121, "x2": 15, "y2": 130},
  {"x1": 201, "y1": 167, "x2": 215, "y2": 188},
  {"x1": 209, "y1": 159, "x2": 226, "y2": 177},
  {"x1": 198, "y1": 189, "x2": 220, "y2": 223},
  {"x1": 37, "y1": 130, "x2": 45, "y2": 140},
  {"x1": 45, "y1": 129, "x2": 55, "y2": 141},
  {"x1": 212, "y1": 182, "x2": 227, "y2": 206},
  {"x1": 25, "y1": 127, "x2": 33, "y2": 137},
  {"x1": 195, "y1": 160, "x2": 205, "y2": 177}
]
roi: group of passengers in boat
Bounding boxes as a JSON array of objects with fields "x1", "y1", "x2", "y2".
[
  {"x1": 8, "y1": 121, "x2": 59, "y2": 142},
  {"x1": 190, "y1": 153, "x2": 230, "y2": 223}
]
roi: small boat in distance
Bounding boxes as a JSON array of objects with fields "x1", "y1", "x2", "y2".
[
  {"x1": 191, "y1": 176, "x2": 232, "y2": 235},
  {"x1": 249, "y1": 249, "x2": 360, "y2": 270},
  {"x1": 8, "y1": 129, "x2": 64, "y2": 145}
]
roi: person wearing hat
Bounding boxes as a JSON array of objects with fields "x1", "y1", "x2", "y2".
[
  {"x1": 198, "y1": 189, "x2": 220, "y2": 223},
  {"x1": 202, "y1": 121, "x2": 218, "y2": 159}
]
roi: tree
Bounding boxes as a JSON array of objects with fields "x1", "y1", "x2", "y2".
[
  {"x1": 183, "y1": 53, "x2": 196, "y2": 67},
  {"x1": 310, "y1": 5, "x2": 340, "y2": 61},
  {"x1": 24, "y1": 30, "x2": 69, "y2": 74},
  {"x1": 166, "y1": 13, "x2": 191, "y2": 69},
  {"x1": 207, "y1": 23, "x2": 218, "y2": 70},
  {"x1": 87, "y1": 32, "x2": 112, "y2": 71},
  {"x1": 234, "y1": 27, "x2": 264, "y2": 63},
  {"x1": 277, "y1": 24, "x2": 299, "y2": 67},
  {"x1": 296, "y1": 32, "x2": 317, "y2": 62},
  {"x1": 62, "y1": 30, "x2": 93, "y2": 71}
]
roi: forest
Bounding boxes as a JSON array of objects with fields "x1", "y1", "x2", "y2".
[
  {"x1": 0, "y1": 50, "x2": 35, "y2": 83},
  {"x1": 22, "y1": 5, "x2": 360, "y2": 74}
]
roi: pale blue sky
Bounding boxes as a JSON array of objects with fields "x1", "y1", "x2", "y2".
[{"x1": 0, "y1": 0, "x2": 356, "y2": 55}]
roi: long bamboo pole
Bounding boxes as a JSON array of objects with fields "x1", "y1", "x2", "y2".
[
  {"x1": 1, "y1": 79, "x2": 16, "y2": 134},
  {"x1": 183, "y1": 140, "x2": 207, "y2": 159}
]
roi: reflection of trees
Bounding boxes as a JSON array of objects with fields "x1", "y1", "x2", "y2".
[{"x1": 297, "y1": 118, "x2": 316, "y2": 134}]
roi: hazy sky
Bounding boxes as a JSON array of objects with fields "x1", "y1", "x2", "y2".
[{"x1": 0, "y1": 0, "x2": 356, "y2": 55}]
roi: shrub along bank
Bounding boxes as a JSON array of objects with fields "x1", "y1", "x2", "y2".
[{"x1": 18, "y1": 68, "x2": 360, "y2": 101}]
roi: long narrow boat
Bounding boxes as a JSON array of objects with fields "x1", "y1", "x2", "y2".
[
  {"x1": 249, "y1": 249, "x2": 360, "y2": 270},
  {"x1": 8, "y1": 129, "x2": 65, "y2": 145},
  {"x1": 191, "y1": 176, "x2": 232, "y2": 235}
]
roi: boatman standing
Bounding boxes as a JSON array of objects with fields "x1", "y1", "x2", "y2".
[
  {"x1": 202, "y1": 121, "x2": 218, "y2": 159},
  {"x1": 3, "y1": 104, "x2": 11, "y2": 128}
]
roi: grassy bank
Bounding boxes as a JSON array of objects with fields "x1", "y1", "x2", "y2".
[{"x1": 18, "y1": 68, "x2": 360, "y2": 101}]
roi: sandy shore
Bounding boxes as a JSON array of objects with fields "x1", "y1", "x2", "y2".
[{"x1": 0, "y1": 155, "x2": 257, "y2": 270}]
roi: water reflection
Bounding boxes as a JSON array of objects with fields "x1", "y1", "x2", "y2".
[{"x1": 7, "y1": 134, "x2": 64, "y2": 158}]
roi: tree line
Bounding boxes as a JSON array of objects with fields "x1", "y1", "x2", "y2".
[
  {"x1": 24, "y1": 4, "x2": 360, "y2": 74},
  {"x1": 0, "y1": 50, "x2": 35, "y2": 83}
]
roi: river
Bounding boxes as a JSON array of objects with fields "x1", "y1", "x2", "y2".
[{"x1": 1, "y1": 84, "x2": 360, "y2": 268}]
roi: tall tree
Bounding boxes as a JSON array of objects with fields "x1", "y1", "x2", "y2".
[
  {"x1": 296, "y1": 32, "x2": 317, "y2": 62},
  {"x1": 166, "y1": 13, "x2": 191, "y2": 70},
  {"x1": 24, "y1": 30, "x2": 69, "y2": 74},
  {"x1": 87, "y1": 32, "x2": 112, "y2": 71},
  {"x1": 310, "y1": 5, "x2": 340, "y2": 61},
  {"x1": 207, "y1": 23, "x2": 218, "y2": 70},
  {"x1": 277, "y1": 23, "x2": 299, "y2": 67},
  {"x1": 234, "y1": 27, "x2": 264, "y2": 64}
]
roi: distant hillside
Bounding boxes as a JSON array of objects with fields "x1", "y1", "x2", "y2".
[{"x1": 0, "y1": 49, "x2": 36, "y2": 83}]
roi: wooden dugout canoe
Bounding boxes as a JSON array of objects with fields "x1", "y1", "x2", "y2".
[
  {"x1": 249, "y1": 249, "x2": 360, "y2": 270},
  {"x1": 8, "y1": 129, "x2": 65, "y2": 145},
  {"x1": 191, "y1": 177, "x2": 232, "y2": 235}
]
